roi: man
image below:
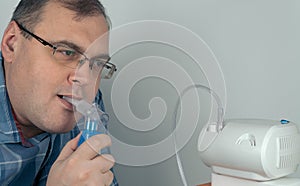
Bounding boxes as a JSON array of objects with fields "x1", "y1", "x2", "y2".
[{"x1": 0, "y1": 0, "x2": 118, "y2": 185}]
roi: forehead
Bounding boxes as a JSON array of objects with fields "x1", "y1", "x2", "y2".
[{"x1": 35, "y1": 1, "x2": 109, "y2": 53}]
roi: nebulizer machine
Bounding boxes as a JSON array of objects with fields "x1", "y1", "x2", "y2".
[{"x1": 173, "y1": 85, "x2": 300, "y2": 186}]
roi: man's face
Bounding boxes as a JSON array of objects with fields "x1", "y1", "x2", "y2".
[{"x1": 3, "y1": 2, "x2": 109, "y2": 137}]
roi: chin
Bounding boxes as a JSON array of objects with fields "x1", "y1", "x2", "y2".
[
  {"x1": 49, "y1": 127, "x2": 75, "y2": 134},
  {"x1": 46, "y1": 121, "x2": 77, "y2": 134}
]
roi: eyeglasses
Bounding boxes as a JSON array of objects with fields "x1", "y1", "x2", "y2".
[{"x1": 14, "y1": 20, "x2": 117, "y2": 79}]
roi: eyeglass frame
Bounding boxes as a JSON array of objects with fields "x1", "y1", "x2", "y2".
[{"x1": 13, "y1": 19, "x2": 117, "y2": 79}]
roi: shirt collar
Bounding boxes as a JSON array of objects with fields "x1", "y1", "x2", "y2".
[{"x1": 0, "y1": 52, "x2": 21, "y2": 143}]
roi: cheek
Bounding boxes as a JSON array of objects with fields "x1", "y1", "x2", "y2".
[
  {"x1": 92, "y1": 76, "x2": 101, "y2": 100},
  {"x1": 95, "y1": 77, "x2": 101, "y2": 94},
  {"x1": 83, "y1": 75, "x2": 101, "y2": 102},
  {"x1": 27, "y1": 65, "x2": 57, "y2": 93},
  {"x1": 19, "y1": 57, "x2": 67, "y2": 102}
]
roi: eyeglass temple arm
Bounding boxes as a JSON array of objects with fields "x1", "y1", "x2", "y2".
[{"x1": 13, "y1": 19, "x2": 55, "y2": 49}]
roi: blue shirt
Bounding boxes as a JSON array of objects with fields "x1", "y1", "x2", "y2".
[{"x1": 0, "y1": 54, "x2": 118, "y2": 186}]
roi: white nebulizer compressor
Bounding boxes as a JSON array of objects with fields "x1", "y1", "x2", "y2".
[{"x1": 198, "y1": 118, "x2": 300, "y2": 186}]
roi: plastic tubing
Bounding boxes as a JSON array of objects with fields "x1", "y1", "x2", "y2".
[{"x1": 172, "y1": 84, "x2": 224, "y2": 186}]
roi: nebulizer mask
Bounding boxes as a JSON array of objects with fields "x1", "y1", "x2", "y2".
[{"x1": 63, "y1": 34, "x2": 111, "y2": 151}]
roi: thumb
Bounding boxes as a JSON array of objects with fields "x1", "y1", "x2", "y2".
[{"x1": 56, "y1": 132, "x2": 81, "y2": 161}]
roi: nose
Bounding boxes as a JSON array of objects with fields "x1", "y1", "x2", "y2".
[
  {"x1": 68, "y1": 61, "x2": 91, "y2": 86},
  {"x1": 68, "y1": 61, "x2": 101, "y2": 102}
]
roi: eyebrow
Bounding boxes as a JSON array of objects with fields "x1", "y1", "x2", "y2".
[
  {"x1": 91, "y1": 54, "x2": 111, "y2": 60},
  {"x1": 50, "y1": 40, "x2": 85, "y2": 54},
  {"x1": 50, "y1": 40, "x2": 110, "y2": 60}
]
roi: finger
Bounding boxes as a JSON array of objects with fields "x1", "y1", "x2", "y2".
[
  {"x1": 103, "y1": 171, "x2": 114, "y2": 186},
  {"x1": 92, "y1": 154, "x2": 115, "y2": 173},
  {"x1": 56, "y1": 132, "x2": 81, "y2": 161},
  {"x1": 87, "y1": 170, "x2": 114, "y2": 186},
  {"x1": 74, "y1": 134, "x2": 112, "y2": 160}
]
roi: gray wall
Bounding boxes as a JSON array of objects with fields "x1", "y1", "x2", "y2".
[{"x1": 1, "y1": 1, "x2": 299, "y2": 186}]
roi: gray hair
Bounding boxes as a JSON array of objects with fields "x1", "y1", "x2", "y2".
[{"x1": 11, "y1": 0, "x2": 111, "y2": 35}]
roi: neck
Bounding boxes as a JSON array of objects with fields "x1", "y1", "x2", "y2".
[{"x1": 12, "y1": 109, "x2": 43, "y2": 139}]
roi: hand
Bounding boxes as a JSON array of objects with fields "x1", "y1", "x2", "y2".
[{"x1": 47, "y1": 133, "x2": 115, "y2": 186}]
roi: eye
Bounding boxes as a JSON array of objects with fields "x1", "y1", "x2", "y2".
[
  {"x1": 87, "y1": 59, "x2": 106, "y2": 71},
  {"x1": 53, "y1": 46, "x2": 80, "y2": 61},
  {"x1": 93, "y1": 59, "x2": 107, "y2": 67},
  {"x1": 96, "y1": 60, "x2": 106, "y2": 67},
  {"x1": 62, "y1": 50, "x2": 76, "y2": 56},
  {"x1": 56, "y1": 48, "x2": 76, "y2": 57}
]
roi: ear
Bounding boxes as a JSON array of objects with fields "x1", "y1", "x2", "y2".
[{"x1": 1, "y1": 21, "x2": 20, "y2": 63}]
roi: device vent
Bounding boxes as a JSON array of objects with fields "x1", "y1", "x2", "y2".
[
  {"x1": 277, "y1": 136, "x2": 300, "y2": 169},
  {"x1": 278, "y1": 154, "x2": 295, "y2": 169},
  {"x1": 278, "y1": 136, "x2": 296, "y2": 150}
]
